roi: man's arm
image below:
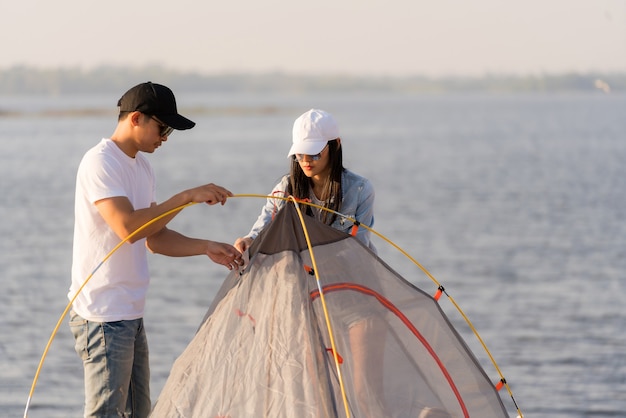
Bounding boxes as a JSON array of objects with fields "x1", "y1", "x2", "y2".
[
  {"x1": 146, "y1": 227, "x2": 243, "y2": 271},
  {"x1": 94, "y1": 183, "x2": 243, "y2": 270},
  {"x1": 94, "y1": 183, "x2": 232, "y2": 243}
]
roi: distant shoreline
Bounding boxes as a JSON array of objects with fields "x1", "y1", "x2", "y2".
[
  {"x1": 0, "y1": 105, "x2": 287, "y2": 118},
  {"x1": 0, "y1": 65, "x2": 624, "y2": 96}
]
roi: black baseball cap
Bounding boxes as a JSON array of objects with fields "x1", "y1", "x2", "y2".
[{"x1": 117, "y1": 81, "x2": 195, "y2": 130}]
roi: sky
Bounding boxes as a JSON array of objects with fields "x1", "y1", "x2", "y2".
[{"x1": 2, "y1": 0, "x2": 625, "y2": 77}]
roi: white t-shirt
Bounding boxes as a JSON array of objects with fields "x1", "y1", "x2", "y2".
[{"x1": 69, "y1": 138, "x2": 156, "y2": 322}]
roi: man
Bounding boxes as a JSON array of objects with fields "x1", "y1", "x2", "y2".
[{"x1": 68, "y1": 81, "x2": 243, "y2": 417}]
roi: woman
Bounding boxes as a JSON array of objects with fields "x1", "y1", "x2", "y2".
[
  {"x1": 234, "y1": 109, "x2": 386, "y2": 417},
  {"x1": 234, "y1": 108, "x2": 376, "y2": 254}
]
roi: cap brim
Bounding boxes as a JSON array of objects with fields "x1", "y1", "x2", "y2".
[
  {"x1": 158, "y1": 113, "x2": 196, "y2": 130},
  {"x1": 287, "y1": 140, "x2": 327, "y2": 157}
]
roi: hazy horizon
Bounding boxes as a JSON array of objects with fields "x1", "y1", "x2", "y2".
[{"x1": 1, "y1": 66, "x2": 623, "y2": 98}]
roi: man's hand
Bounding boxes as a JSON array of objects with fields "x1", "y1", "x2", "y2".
[
  {"x1": 206, "y1": 241, "x2": 244, "y2": 270},
  {"x1": 188, "y1": 183, "x2": 233, "y2": 206}
]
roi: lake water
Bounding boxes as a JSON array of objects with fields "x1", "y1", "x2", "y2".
[{"x1": 1, "y1": 90, "x2": 625, "y2": 417}]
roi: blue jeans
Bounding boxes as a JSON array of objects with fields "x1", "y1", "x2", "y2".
[{"x1": 69, "y1": 310, "x2": 151, "y2": 418}]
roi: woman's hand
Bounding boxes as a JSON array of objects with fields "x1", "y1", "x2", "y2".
[{"x1": 234, "y1": 237, "x2": 253, "y2": 254}]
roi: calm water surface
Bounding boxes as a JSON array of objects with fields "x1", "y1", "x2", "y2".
[{"x1": 1, "y1": 91, "x2": 625, "y2": 417}]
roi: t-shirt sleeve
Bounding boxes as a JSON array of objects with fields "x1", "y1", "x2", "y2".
[{"x1": 78, "y1": 151, "x2": 127, "y2": 204}]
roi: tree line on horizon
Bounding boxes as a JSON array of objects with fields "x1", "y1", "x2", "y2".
[{"x1": 0, "y1": 65, "x2": 623, "y2": 95}]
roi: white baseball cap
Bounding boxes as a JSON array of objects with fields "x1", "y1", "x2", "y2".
[{"x1": 287, "y1": 109, "x2": 340, "y2": 157}]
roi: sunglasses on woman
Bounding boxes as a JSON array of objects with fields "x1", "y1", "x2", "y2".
[{"x1": 292, "y1": 143, "x2": 329, "y2": 162}]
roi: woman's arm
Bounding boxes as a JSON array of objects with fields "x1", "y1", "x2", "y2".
[{"x1": 234, "y1": 176, "x2": 290, "y2": 253}]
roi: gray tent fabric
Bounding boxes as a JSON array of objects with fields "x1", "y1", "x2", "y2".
[{"x1": 151, "y1": 203, "x2": 509, "y2": 418}]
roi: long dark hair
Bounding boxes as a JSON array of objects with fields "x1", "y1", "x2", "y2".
[{"x1": 288, "y1": 139, "x2": 343, "y2": 224}]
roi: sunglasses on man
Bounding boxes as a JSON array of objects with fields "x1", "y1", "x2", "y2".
[{"x1": 151, "y1": 116, "x2": 174, "y2": 138}]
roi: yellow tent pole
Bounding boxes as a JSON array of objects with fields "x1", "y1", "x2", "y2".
[
  {"x1": 232, "y1": 194, "x2": 523, "y2": 417},
  {"x1": 288, "y1": 196, "x2": 352, "y2": 418},
  {"x1": 26, "y1": 193, "x2": 522, "y2": 418},
  {"x1": 24, "y1": 202, "x2": 196, "y2": 418}
]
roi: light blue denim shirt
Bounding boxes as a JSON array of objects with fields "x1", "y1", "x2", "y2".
[{"x1": 245, "y1": 169, "x2": 376, "y2": 252}]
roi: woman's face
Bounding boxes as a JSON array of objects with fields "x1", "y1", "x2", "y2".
[{"x1": 296, "y1": 144, "x2": 330, "y2": 179}]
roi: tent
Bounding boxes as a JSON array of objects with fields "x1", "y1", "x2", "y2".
[{"x1": 151, "y1": 202, "x2": 510, "y2": 418}]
